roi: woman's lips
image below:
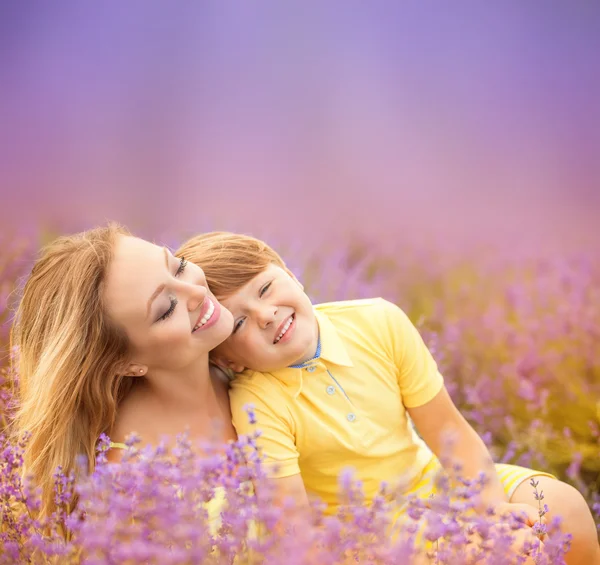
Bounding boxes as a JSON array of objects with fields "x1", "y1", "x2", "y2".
[{"x1": 192, "y1": 297, "x2": 221, "y2": 332}]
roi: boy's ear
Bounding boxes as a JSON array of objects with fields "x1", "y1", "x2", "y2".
[
  {"x1": 285, "y1": 268, "x2": 304, "y2": 290},
  {"x1": 211, "y1": 354, "x2": 245, "y2": 374}
]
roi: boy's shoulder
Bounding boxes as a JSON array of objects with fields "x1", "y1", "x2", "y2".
[
  {"x1": 315, "y1": 297, "x2": 397, "y2": 318},
  {"x1": 315, "y1": 298, "x2": 409, "y2": 344},
  {"x1": 229, "y1": 368, "x2": 291, "y2": 402},
  {"x1": 230, "y1": 368, "x2": 277, "y2": 390}
]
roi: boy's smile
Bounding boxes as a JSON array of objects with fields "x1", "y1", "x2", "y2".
[
  {"x1": 273, "y1": 313, "x2": 295, "y2": 344},
  {"x1": 211, "y1": 265, "x2": 319, "y2": 373}
]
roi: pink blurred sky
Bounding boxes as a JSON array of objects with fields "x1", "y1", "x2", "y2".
[{"x1": 0, "y1": 2, "x2": 598, "y2": 250}]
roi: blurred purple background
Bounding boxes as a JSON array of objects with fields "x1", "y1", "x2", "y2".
[{"x1": 1, "y1": 2, "x2": 599, "y2": 250}]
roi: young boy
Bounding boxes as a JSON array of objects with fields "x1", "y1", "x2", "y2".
[{"x1": 176, "y1": 232, "x2": 600, "y2": 565}]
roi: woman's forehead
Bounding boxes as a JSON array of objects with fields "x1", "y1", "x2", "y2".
[{"x1": 104, "y1": 237, "x2": 167, "y2": 317}]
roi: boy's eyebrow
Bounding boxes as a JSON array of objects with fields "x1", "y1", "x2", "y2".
[
  {"x1": 146, "y1": 247, "x2": 169, "y2": 318},
  {"x1": 225, "y1": 282, "x2": 259, "y2": 315}
]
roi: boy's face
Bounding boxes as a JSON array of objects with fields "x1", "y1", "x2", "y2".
[{"x1": 211, "y1": 264, "x2": 319, "y2": 373}]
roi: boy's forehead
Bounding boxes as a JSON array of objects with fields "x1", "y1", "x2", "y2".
[{"x1": 261, "y1": 263, "x2": 287, "y2": 277}]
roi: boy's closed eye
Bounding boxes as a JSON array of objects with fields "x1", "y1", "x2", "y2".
[
  {"x1": 231, "y1": 280, "x2": 273, "y2": 334},
  {"x1": 233, "y1": 317, "x2": 246, "y2": 333},
  {"x1": 260, "y1": 281, "x2": 272, "y2": 296}
]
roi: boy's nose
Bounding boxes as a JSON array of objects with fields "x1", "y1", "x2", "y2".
[{"x1": 257, "y1": 305, "x2": 277, "y2": 329}]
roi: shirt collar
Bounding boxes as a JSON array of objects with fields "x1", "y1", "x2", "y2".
[{"x1": 314, "y1": 309, "x2": 353, "y2": 367}]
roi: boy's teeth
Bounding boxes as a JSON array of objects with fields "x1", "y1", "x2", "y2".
[
  {"x1": 193, "y1": 300, "x2": 215, "y2": 331},
  {"x1": 274, "y1": 315, "x2": 294, "y2": 343}
]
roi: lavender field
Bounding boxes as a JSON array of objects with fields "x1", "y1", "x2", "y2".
[{"x1": 1, "y1": 220, "x2": 599, "y2": 563}]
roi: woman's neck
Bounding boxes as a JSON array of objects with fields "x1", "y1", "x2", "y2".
[
  {"x1": 111, "y1": 357, "x2": 237, "y2": 450},
  {"x1": 140, "y1": 356, "x2": 216, "y2": 412}
]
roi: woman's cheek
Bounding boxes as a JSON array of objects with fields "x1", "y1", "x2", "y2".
[
  {"x1": 173, "y1": 326, "x2": 192, "y2": 347},
  {"x1": 152, "y1": 325, "x2": 184, "y2": 349}
]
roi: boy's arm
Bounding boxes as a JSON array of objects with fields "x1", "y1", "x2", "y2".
[
  {"x1": 406, "y1": 386, "x2": 508, "y2": 507},
  {"x1": 385, "y1": 301, "x2": 537, "y2": 520},
  {"x1": 407, "y1": 387, "x2": 544, "y2": 524},
  {"x1": 270, "y1": 475, "x2": 309, "y2": 507},
  {"x1": 229, "y1": 381, "x2": 309, "y2": 509}
]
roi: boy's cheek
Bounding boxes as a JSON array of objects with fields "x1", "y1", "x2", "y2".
[
  {"x1": 229, "y1": 341, "x2": 253, "y2": 365},
  {"x1": 212, "y1": 340, "x2": 250, "y2": 373}
]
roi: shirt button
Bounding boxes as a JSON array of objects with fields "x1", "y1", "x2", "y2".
[
  {"x1": 306, "y1": 366, "x2": 316, "y2": 372},
  {"x1": 347, "y1": 413, "x2": 357, "y2": 422},
  {"x1": 326, "y1": 385, "x2": 336, "y2": 395}
]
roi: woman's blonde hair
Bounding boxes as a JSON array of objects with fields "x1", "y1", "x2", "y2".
[
  {"x1": 175, "y1": 231, "x2": 287, "y2": 299},
  {"x1": 11, "y1": 223, "x2": 133, "y2": 517}
]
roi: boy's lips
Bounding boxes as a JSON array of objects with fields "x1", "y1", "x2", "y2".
[
  {"x1": 192, "y1": 296, "x2": 221, "y2": 332},
  {"x1": 273, "y1": 313, "x2": 295, "y2": 344}
]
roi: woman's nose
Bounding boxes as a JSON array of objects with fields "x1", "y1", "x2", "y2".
[{"x1": 186, "y1": 283, "x2": 208, "y2": 313}]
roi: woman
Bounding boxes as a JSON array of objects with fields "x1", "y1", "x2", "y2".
[{"x1": 11, "y1": 224, "x2": 236, "y2": 518}]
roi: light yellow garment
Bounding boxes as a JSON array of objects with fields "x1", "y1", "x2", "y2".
[
  {"x1": 230, "y1": 298, "x2": 557, "y2": 526},
  {"x1": 230, "y1": 298, "x2": 444, "y2": 514}
]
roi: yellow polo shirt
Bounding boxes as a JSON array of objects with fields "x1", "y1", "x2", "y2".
[{"x1": 229, "y1": 298, "x2": 444, "y2": 512}]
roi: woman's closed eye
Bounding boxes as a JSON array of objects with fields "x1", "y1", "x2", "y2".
[
  {"x1": 155, "y1": 258, "x2": 187, "y2": 322},
  {"x1": 175, "y1": 257, "x2": 187, "y2": 277},
  {"x1": 158, "y1": 297, "x2": 178, "y2": 322}
]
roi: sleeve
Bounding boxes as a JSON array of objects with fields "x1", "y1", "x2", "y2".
[
  {"x1": 382, "y1": 300, "x2": 444, "y2": 408},
  {"x1": 229, "y1": 378, "x2": 301, "y2": 479}
]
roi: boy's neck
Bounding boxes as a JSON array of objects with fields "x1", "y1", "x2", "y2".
[{"x1": 288, "y1": 318, "x2": 321, "y2": 368}]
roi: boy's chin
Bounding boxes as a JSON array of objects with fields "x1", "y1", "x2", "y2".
[{"x1": 287, "y1": 349, "x2": 314, "y2": 368}]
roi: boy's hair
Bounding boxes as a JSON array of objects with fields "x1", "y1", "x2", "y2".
[{"x1": 175, "y1": 232, "x2": 287, "y2": 298}]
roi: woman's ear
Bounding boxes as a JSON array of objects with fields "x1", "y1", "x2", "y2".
[{"x1": 122, "y1": 363, "x2": 148, "y2": 377}]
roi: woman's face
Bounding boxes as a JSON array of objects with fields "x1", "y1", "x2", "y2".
[{"x1": 104, "y1": 235, "x2": 234, "y2": 372}]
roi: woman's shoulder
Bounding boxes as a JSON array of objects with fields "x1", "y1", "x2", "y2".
[
  {"x1": 106, "y1": 394, "x2": 163, "y2": 462},
  {"x1": 109, "y1": 385, "x2": 162, "y2": 446}
]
